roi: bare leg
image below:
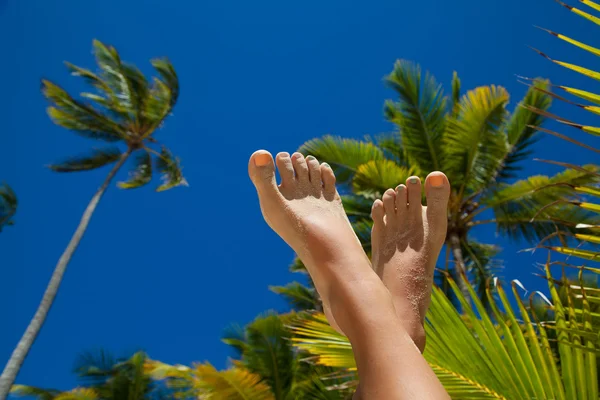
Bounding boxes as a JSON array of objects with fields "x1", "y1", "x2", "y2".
[
  {"x1": 248, "y1": 150, "x2": 449, "y2": 399},
  {"x1": 371, "y1": 173, "x2": 450, "y2": 352}
]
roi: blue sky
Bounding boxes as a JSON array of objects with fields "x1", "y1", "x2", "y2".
[{"x1": 0, "y1": 0, "x2": 597, "y2": 391}]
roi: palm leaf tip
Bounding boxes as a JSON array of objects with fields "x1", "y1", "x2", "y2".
[{"x1": 155, "y1": 147, "x2": 188, "y2": 192}]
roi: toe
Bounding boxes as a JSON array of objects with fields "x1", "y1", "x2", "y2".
[
  {"x1": 276, "y1": 152, "x2": 295, "y2": 186},
  {"x1": 306, "y1": 155, "x2": 322, "y2": 189},
  {"x1": 321, "y1": 162, "x2": 336, "y2": 192},
  {"x1": 425, "y1": 171, "x2": 450, "y2": 228},
  {"x1": 248, "y1": 150, "x2": 279, "y2": 194},
  {"x1": 291, "y1": 152, "x2": 309, "y2": 183},
  {"x1": 382, "y1": 189, "x2": 396, "y2": 219},
  {"x1": 406, "y1": 176, "x2": 423, "y2": 212},
  {"x1": 371, "y1": 199, "x2": 384, "y2": 223},
  {"x1": 395, "y1": 184, "x2": 408, "y2": 217}
]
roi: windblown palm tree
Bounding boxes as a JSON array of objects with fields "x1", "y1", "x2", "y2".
[
  {"x1": 299, "y1": 62, "x2": 600, "y2": 301},
  {"x1": 148, "y1": 313, "x2": 353, "y2": 399},
  {"x1": 11, "y1": 351, "x2": 169, "y2": 400},
  {"x1": 0, "y1": 183, "x2": 17, "y2": 232},
  {"x1": 0, "y1": 40, "x2": 186, "y2": 400}
]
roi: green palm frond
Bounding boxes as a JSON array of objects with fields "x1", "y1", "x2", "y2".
[
  {"x1": 477, "y1": 166, "x2": 600, "y2": 241},
  {"x1": 352, "y1": 159, "x2": 413, "y2": 196},
  {"x1": 0, "y1": 183, "x2": 17, "y2": 231},
  {"x1": 292, "y1": 264, "x2": 600, "y2": 399},
  {"x1": 299, "y1": 136, "x2": 385, "y2": 183},
  {"x1": 147, "y1": 360, "x2": 275, "y2": 400},
  {"x1": 383, "y1": 60, "x2": 446, "y2": 173},
  {"x1": 269, "y1": 282, "x2": 318, "y2": 311},
  {"x1": 224, "y1": 313, "x2": 296, "y2": 399},
  {"x1": 500, "y1": 79, "x2": 552, "y2": 180},
  {"x1": 54, "y1": 388, "x2": 99, "y2": 400},
  {"x1": 118, "y1": 151, "x2": 152, "y2": 189},
  {"x1": 42, "y1": 80, "x2": 125, "y2": 142},
  {"x1": 10, "y1": 384, "x2": 61, "y2": 400},
  {"x1": 155, "y1": 147, "x2": 187, "y2": 192},
  {"x1": 451, "y1": 71, "x2": 461, "y2": 116},
  {"x1": 444, "y1": 85, "x2": 510, "y2": 193},
  {"x1": 48, "y1": 147, "x2": 123, "y2": 173}
]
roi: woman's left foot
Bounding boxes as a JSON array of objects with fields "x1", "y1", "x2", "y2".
[{"x1": 370, "y1": 172, "x2": 450, "y2": 351}]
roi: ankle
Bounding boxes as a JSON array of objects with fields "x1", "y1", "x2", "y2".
[{"x1": 327, "y1": 278, "x2": 396, "y2": 339}]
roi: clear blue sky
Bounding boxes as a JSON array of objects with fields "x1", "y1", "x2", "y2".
[{"x1": 0, "y1": 0, "x2": 597, "y2": 391}]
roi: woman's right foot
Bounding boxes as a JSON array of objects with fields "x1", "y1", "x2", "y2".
[
  {"x1": 248, "y1": 150, "x2": 383, "y2": 336},
  {"x1": 370, "y1": 173, "x2": 450, "y2": 351}
]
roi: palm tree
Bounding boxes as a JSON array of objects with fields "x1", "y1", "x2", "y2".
[
  {"x1": 0, "y1": 183, "x2": 17, "y2": 232},
  {"x1": 0, "y1": 40, "x2": 186, "y2": 400},
  {"x1": 11, "y1": 351, "x2": 170, "y2": 400},
  {"x1": 147, "y1": 312, "x2": 353, "y2": 399},
  {"x1": 299, "y1": 62, "x2": 600, "y2": 301}
]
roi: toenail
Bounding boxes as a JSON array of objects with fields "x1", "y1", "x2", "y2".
[
  {"x1": 430, "y1": 175, "x2": 444, "y2": 187},
  {"x1": 292, "y1": 153, "x2": 303, "y2": 159},
  {"x1": 254, "y1": 153, "x2": 271, "y2": 166},
  {"x1": 410, "y1": 178, "x2": 418, "y2": 184},
  {"x1": 306, "y1": 155, "x2": 316, "y2": 160},
  {"x1": 322, "y1": 163, "x2": 330, "y2": 168},
  {"x1": 278, "y1": 152, "x2": 290, "y2": 158},
  {"x1": 396, "y1": 184, "x2": 405, "y2": 190}
]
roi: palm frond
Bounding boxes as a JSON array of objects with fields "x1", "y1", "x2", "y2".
[
  {"x1": 352, "y1": 159, "x2": 413, "y2": 196},
  {"x1": 147, "y1": 360, "x2": 275, "y2": 399},
  {"x1": 48, "y1": 147, "x2": 123, "y2": 173},
  {"x1": 556, "y1": 0, "x2": 600, "y2": 26},
  {"x1": 481, "y1": 166, "x2": 600, "y2": 241},
  {"x1": 291, "y1": 267, "x2": 600, "y2": 399},
  {"x1": 42, "y1": 80, "x2": 126, "y2": 141},
  {"x1": 118, "y1": 151, "x2": 152, "y2": 189},
  {"x1": 444, "y1": 85, "x2": 510, "y2": 194},
  {"x1": 155, "y1": 147, "x2": 188, "y2": 192},
  {"x1": 383, "y1": 60, "x2": 447, "y2": 173},
  {"x1": 299, "y1": 136, "x2": 385, "y2": 184},
  {"x1": 0, "y1": 183, "x2": 17, "y2": 231},
  {"x1": 499, "y1": 79, "x2": 552, "y2": 180},
  {"x1": 54, "y1": 388, "x2": 99, "y2": 400},
  {"x1": 10, "y1": 384, "x2": 61, "y2": 400},
  {"x1": 270, "y1": 282, "x2": 318, "y2": 311}
]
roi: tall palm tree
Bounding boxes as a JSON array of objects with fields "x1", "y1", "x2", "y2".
[
  {"x1": 148, "y1": 312, "x2": 353, "y2": 399},
  {"x1": 0, "y1": 40, "x2": 186, "y2": 400},
  {"x1": 299, "y1": 63, "x2": 600, "y2": 300},
  {"x1": 0, "y1": 183, "x2": 17, "y2": 232},
  {"x1": 11, "y1": 351, "x2": 170, "y2": 400}
]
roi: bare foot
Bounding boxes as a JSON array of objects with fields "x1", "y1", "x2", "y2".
[
  {"x1": 248, "y1": 150, "x2": 380, "y2": 336},
  {"x1": 370, "y1": 173, "x2": 450, "y2": 351}
]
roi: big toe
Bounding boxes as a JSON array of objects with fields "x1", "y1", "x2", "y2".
[
  {"x1": 249, "y1": 150, "x2": 278, "y2": 194},
  {"x1": 424, "y1": 171, "x2": 450, "y2": 227}
]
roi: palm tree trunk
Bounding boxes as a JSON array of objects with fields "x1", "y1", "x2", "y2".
[
  {"x1": 0, "y1": 150, "x2": 132, "y2": 400},
  {"x1": 447, "y1": 232, "x2": 472, "y2": 304}
]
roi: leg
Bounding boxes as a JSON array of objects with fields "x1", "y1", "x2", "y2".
[
  {"x1": 371, "y1": 173, "x2": 450, "y2": 352},
  {"x1": 248, "y1": 151, "x2": 448, "y2": 399}
]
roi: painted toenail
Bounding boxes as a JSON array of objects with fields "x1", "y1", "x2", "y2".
[
  {"x1": 410, "y1": 178, "x2": 418, "y2": 184},
  {"x1": 254, "y1": 153, "x2": 271, "y2": 166},
  {"x1": 430, "y1": 175, "x2": 444, "y2": 187},
  {"x1": 322, "y1": 163, "x2": 330, "y2": 168}
]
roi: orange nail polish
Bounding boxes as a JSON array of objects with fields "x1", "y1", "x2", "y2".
[
  {"x1": 254, "y1": 153, "x2": 271, "y2": 166},
  {"x1": 430, "y1": 175, "x2": 444, "y2": 187}
]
